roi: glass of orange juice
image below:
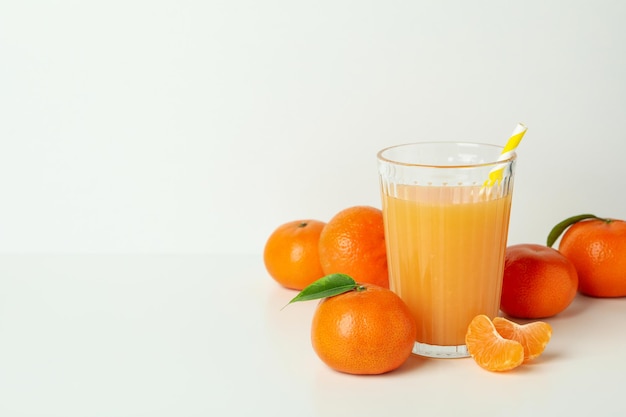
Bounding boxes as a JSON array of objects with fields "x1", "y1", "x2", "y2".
[{"x1": 377, "y1": 142, "x2": 516, "y2": 358}]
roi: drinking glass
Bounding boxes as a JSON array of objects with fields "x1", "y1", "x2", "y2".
[{"x1": 377, "y1": 142, "x2": 516, "y2": 358}]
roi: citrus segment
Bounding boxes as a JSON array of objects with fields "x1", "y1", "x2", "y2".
[
  {"x1": 465, "y1": 315, "x2": 524, "y2": 372},
  {"x1": 493, "y1": 317, "x2": 552, "y2": 362}
]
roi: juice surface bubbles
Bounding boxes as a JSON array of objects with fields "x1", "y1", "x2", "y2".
[{"x1": 382, "y1": 185, "x2": 512, "y2": 347}]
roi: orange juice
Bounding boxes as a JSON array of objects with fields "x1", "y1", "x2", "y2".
[{"x1": 382, "y1": 184, "x2": 512, "y2": 347}]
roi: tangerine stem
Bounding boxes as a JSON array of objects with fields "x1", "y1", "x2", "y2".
[{"x1": 547, "y1": 214, "x2": 598, "y2": 247}]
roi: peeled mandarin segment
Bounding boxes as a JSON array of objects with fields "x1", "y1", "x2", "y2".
[
  {"x1": 493, "y1": 317, "x2": 552, "y2": 362},
  {"x1": 465, "y1": 315, "x2": 524, "y2": 372}
]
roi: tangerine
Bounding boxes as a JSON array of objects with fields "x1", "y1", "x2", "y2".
[
  {"x1": 492, "y1": 316, "x2": 552, "y2": 362},
  {"x1": 556, "y1": 217, "x2": 626, "y2": 297},
  {"x1": 310, "y1": 284, "x2": 416, "y2": 375},
  {"x1": 318, "y1": 206, "x2": 389, "y2": 288},
  {"x1": 263, "y1": 219, "x2": 326, "y2": 290},
  {"x1": 465, "y1": 315, "x2": 524, "y2": 372},
  {"x1": 500, "y1": 244, "x2": 578, "y2": 319}
]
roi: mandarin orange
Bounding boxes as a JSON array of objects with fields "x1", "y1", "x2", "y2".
[
  {"x1": 318, "y1": 206, "x2": 389, "y2": 288},
  {"x1": 263, "y1": 219, "x2": 326, "y2": 290},
  {"x1": 311, "y1": 284, "x2": 415, "y2": 375},
  {"x1": 500, "y1": 244, "x2": 578, "y2": 319},
  {"x1": 556, "y1": 217, "x2": 626, "y2": 297}
]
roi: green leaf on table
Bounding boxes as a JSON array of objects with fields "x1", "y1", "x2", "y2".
[
  {"x1": 284, "y1": 273, "x2": 358, "y2": 307},
  {"x1": 547, "y1": 213, "x2": 599, "y2": 248}
]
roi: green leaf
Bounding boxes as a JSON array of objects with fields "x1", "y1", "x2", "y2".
[
  {"x1": 284, "y1": 273, "x2": 358, "y2": 307},
  {"x1": 547, "y1": 214, "x2": 599, "y2": 248}
]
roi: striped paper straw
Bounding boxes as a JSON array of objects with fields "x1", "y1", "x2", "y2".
[{"x1": 483, "y1": 123, "x2": 527, "y2": 187}]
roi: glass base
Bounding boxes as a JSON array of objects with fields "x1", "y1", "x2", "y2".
[{"x1": 412, "y1": 341, "x2": 470, "y2": 358}]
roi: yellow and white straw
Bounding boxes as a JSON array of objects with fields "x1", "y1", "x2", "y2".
[{"x1": 483, "y1": 123, "x2": 527, "y2": 188}]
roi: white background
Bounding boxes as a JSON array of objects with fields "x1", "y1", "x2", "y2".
[{"x1": 1, "y1": 0, "x2": 625, "y2": 255}]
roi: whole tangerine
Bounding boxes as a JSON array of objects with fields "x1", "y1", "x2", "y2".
[
  {"x1": 263, "y1": 219, "x2": 326, "y2": 290},
  {"x1": 500, "y1": 244, "x2": 578, "y2": 319},
  {"x1": 318, "y1": 206, "x2": 389, "y2": 288},
  {"x1": 557, "y1": 217, "x2": 626, "y2": 297},
  {"x1": 311, "y1": 284, "x2": 416, "y2": 375}
]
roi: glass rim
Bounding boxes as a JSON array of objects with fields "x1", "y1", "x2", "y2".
[{"x1": 377, "y1": 141, "x2": 517, "y2": 169}]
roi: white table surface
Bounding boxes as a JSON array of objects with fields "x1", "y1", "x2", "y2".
[{"x1": 0, "y1": 254, "x2": 624, "y2": 417}]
